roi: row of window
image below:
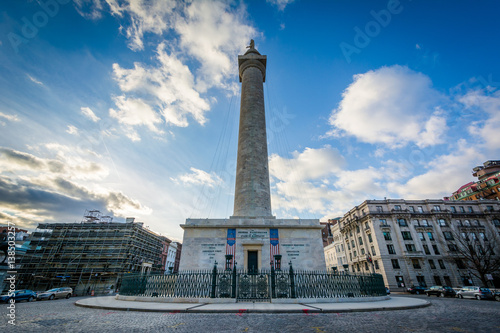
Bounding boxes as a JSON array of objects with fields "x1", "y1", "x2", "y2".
[
  {"x1": 391, "y1": 258, "x2": 446, "y2": 270},
  {"x1": 387, "y1": 243, "x2": 440, "y2": 255}
]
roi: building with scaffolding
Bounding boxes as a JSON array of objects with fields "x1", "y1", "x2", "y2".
[{"x1": 16, "y1": 210, "x2": 170, "y2": 295}]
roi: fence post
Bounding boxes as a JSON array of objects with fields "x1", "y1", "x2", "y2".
[
  {"x1": 211, "y1": 262, "x2": 218, "y2": 298},
  {"x1": 232, "y1": 262, "x2": 237, "y2": 298},
  {"x1": 289, "y1": 262, "x2": 296, "y2": 299},
  {"x1": 271, "y1": 264, "x2": 276, "y2": 299}
]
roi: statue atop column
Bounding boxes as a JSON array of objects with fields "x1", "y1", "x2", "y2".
[{"x1": 247, "y1": 39, "x2": 255, "y2": 50}]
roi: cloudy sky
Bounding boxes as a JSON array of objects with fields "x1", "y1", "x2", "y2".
[{"x1": 1, "y1": 0, "x2": 499, "y2": 241}]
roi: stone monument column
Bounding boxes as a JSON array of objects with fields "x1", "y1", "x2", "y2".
[{"x1": 232, "y1": 41, "x2": 273, "y2": 219}]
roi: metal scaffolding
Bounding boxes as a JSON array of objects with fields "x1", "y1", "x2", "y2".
[{"x1": 17, "y1": 211, "x2": 167, "y2": 295}]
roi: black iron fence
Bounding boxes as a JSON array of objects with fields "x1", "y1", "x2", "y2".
[{"x1": 120, "y1": 264, "x2": 386, "y2": 300}]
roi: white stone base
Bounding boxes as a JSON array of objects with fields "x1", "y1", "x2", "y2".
[{"x1": 179, "y1": 218, "x2": 326, "y2": 271}]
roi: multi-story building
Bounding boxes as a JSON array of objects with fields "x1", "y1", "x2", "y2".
[
  {"x1": 325, "y1": 199, "x2": 500, "y2": 291},
  {"x1": 17, "y1": 213, "x2": 167, "y2": 295},
  {"x1": 173, "y1": 242, "x2": 182, "y2": 273},
  {"x1": 165, "y1": 242, "x2": 178, "y2": 274},
  {"x1": 449, "y1": 160, "x2": 500, "y2": 201}
]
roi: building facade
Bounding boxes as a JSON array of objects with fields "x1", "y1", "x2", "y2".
[
  {"x1": 449, "y1": 160, "x2": 500, "y2": 201},
  {"x1": 17, "y1": 218, "x2": 167, "y2": 294},
  {"x1": 325, "y1": 199, "x2": 500, "y2": 291}
]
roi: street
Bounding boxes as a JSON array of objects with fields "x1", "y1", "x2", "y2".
[{"x1": 1, "y1": 295, "x2": 499, "y2": 332}]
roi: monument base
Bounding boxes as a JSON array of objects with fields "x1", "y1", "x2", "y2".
[{"x1": 179, "y1": 218, "x2": 326, "y2": 271}]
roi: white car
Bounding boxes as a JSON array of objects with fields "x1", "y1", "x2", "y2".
[{"x1": 37, "y1": 287, "x2": 73, "y2": 300}]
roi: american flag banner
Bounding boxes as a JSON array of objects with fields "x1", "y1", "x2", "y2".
[
  {"x1": 226, "y1": 228, "x2": 236, "y2": 269},
  {"x1": 270, "y1": 228, "x2": 280, "y2": 267}
]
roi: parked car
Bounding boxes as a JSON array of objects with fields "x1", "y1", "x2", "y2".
[
  {"x1": 37, "y1": 287, "x2": 73, "y2": 301},
  {"x1": 407, "y1": 286, "x2": 427, "y2": 295},
  {"x1": 425, "y1": 286, "x2": 456, "y2": 297},
  {"x1": 456, "y1": 286, "x2": 493, "y2": 300},
  {"x1": 494, "y1": 292, "x2": 500, "y2": 302},
  {"x1": 0, "y1": 290, "x2": 37, "y2": 303}
]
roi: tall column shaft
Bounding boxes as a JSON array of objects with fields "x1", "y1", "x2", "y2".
[{"x1": 233, "y1": 50, "x2": 273, "y2": 218}]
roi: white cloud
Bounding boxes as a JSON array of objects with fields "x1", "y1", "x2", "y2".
[
  {"x1": 388, "y1": 140, "x2": 484, "y2": 199},
  {"x1": 109, "y1": 95, "x2": 163, "y2": 140},
  {"x1": 174, "y1": 1, "x2": 256, "y2": 92},
  {"x1": 0, "y1": 112, "x2": 19, "y2": 122},
  {"x1": 111, "y1": 44, "x2": 209, "y2": 132},
  {"x1": 328, "y1": 65, "x2": 448, "y2": 148},
  {"x1": 266, "y1": 0, "x2": 296, "y2": 11},
  {"x1": 26, "y1": 74, "x2": 44, "y2": 86},
  {"x1": 171, "y1": 167, "x2": 222, "y2": 188},
  {"x1": 66, "y1": 125, "x2": 79, "y2": 135},
  {"x1": 81, "y1": 106, "x2": 101, "y2": 122},
  {"x1": 269, "y1": 146, "x2": 345, "y2": 182},
  {"x1": 460, "y1": 89, "x2": 500, "y2": 150}
]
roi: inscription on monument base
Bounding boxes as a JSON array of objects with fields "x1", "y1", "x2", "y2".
[
  {"x1": 281, "y1": 243, "x2": 309, "y2": 260},
  {"x1": 200, "y1": 243, "x2": 224, "y2": 260},
  {"x1": 237, "y1": 229, "x2": 268, "y2": 239}
]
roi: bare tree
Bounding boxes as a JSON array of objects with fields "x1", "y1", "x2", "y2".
[{"x1": 447, "y1": 226, "x2": 500, "y2": 287}]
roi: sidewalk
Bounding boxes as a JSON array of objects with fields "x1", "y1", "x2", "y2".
[{"x1": 75, "y1": 296, "x2": 430, "y2": 313}]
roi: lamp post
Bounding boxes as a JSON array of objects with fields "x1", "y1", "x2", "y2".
[
  {"x1": 225, "y1": 254, "x2": 233, "y2": 271},
  {"x1": 274, "y1": 254, "x2": 282, "y2": 271},
  {"x1": 331, "y1": 266, "x2": 338, "y2": 274},
  {"x1": 343, "y1": 264, "x2": 349, "y2": 275}
]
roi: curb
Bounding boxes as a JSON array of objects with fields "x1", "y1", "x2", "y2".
[{"x1": 75, "y1": 297, "x2": 431, "y2": 314}]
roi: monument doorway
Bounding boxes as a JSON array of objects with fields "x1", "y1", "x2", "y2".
[{"x1": 248, "y1": 251, "x2": 258, "y2": 274}]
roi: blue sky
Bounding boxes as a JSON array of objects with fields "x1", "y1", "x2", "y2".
[{"x1": 0, "y1": 0, "x2": 499, "y2": 241}]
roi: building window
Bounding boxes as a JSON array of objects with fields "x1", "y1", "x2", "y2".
[
  {"x1": 494, "y1": 219, "x2": 500, "y2": 226},
  {"x1": 448, "y1": 243, "x2": 458, "y2": 252},
  {"x1": 401, "y1": 231, "x2": 412, "y2": 240},
  {"x1": 421, "y1": 219, "x2": 429, "y2": 226},
  {"x1": 391, "y1": 259, "x2": 400, "y2": 269},
  {"x1": 374, "y1": 260, "x2": 379, "y2": 270},
  {"x1": 412, "y1": 259, "x2": 421, "y2": 269},
  {"x1": 387, "y1": 244, "x2": 396, "y2": 254},
  {"x1": 356, "y1": 226, "x2": 360, "y2": 233},
  {"x1": 479, "y1": 232, "x2": 487, "y2": 241},
  {"x1": 398, "y1": 218, "x2": 407, "y2": 226},
  {"x1": 471, "y1": 232, "x2": 477, "y2": 240},
  {"x1": 468, "y1": 206, "x2": 473, "y2": 213},
  {"x1": 438, "y1": 219, "x2": 447, "y2": 227},
  {"x1": 354, "y1": 250, "x2": 357, "y2": 257},
  {"x1": 365, "y1": 222, "x2": 369, "y2": 229},
  {"x1": 423, "y1": 244, "x2": 430, "y2": 255},
  {"x1": 443, "y1": 231, "x2": 454, "y2": 240},
  {"x1": 351, "y1": 240, "x2": 355, "y2": 248},
  {"x1": 418, "y1": 232, "x2": 425, "y2": 241},
  {"x1": 434, "y1": 276, "x2": 441, "y2": 285},
  {"x1": 429, "y1": 259, "x2": 436, "y2": 269},
  {"x1": 427, "y1": 232, "x2": 434, "y2": 241},
  {"x1": 349, "y1": 252, "x2": 352, "y2": 261},
  {"x1": 368, "y1": 233, "x2": 373, "y2": 243},
  {"x1": 409, "y1": 206, "x2": 415, "y2": 213},
  {"x1": 417, "y1": 206, "x2": 423, "y2": 213},
  {"x1": 417, "y1": 276, "x2": 426, "y2": 287},
  {"x1": 464, "y1": 220, "x2": 470, "y2": 226},
  {"x1": 358, "y1": 236, "x2": 363, "y2": 245},
  {"x1": 444, "y1": 276, "x2": 451, "y2": 286},
  {"x1": 364, "y1": 262, "x2": 369, "y2": 270},
  {"x1": 347, "y1": 243, "x2": 350, "y2": 250},
  {"x1": 383, "y1": 232, "x2": 392, "y2": 241},
  {"x1": 405, "y1": 244, "x2": 417, "y2": 252},
  {"x1": 394, "y1": 205, "x2": 401, "y2": 211},
  {"x1": 432, "y1": 244, "x2": 440, "y2": 255},
  {"x1": 451, "y1": 206, "x2": 456, "y2": 213},
  {"x1": 371, "y1": 246, "x2": 376, "y2": 256},
  {"x1": 361, "y1": 248, "x2": 365, "y2": 255},
  {"x1": 376, "y1": 206, "x2": 383, "y2": 212},
  {"x1": 380, "y1": 219, "x2": 387, "y2": 225},
  {"x1": 433, "y1": 205, "x2": 441, "y2": 212},
  {"x1": 438, "y1": 259, "x2": 446, "y2": 269},
  {"x1": 357, "y1": 264, "x2": 360, "y2": 272},
  {"x1": 460, "y1": 206, "x2": 465, "y2": 213},
  {"x1": 486, "y1": 206, "x2": 494, "y2": 212}
]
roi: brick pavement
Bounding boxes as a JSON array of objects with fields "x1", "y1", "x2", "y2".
[{"x1": 1, "y1": 295, "x2": 499, "y2": 332}]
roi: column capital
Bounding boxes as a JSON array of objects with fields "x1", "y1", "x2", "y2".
[{"x1": 238, "y1": 53, "x2": 267, "y2": 82}]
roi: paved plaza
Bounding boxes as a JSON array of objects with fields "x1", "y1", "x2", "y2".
[{"x1": 1, "y1": 295, "x2": 499, "y2": 332}]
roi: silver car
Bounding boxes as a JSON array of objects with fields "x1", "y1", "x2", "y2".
[
  {"x1": 37, "y1": 287, "x2": 73, "y2": 300},
  {"x1": 456, "y1": 286, "x2": 493, "y2": 300}
]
